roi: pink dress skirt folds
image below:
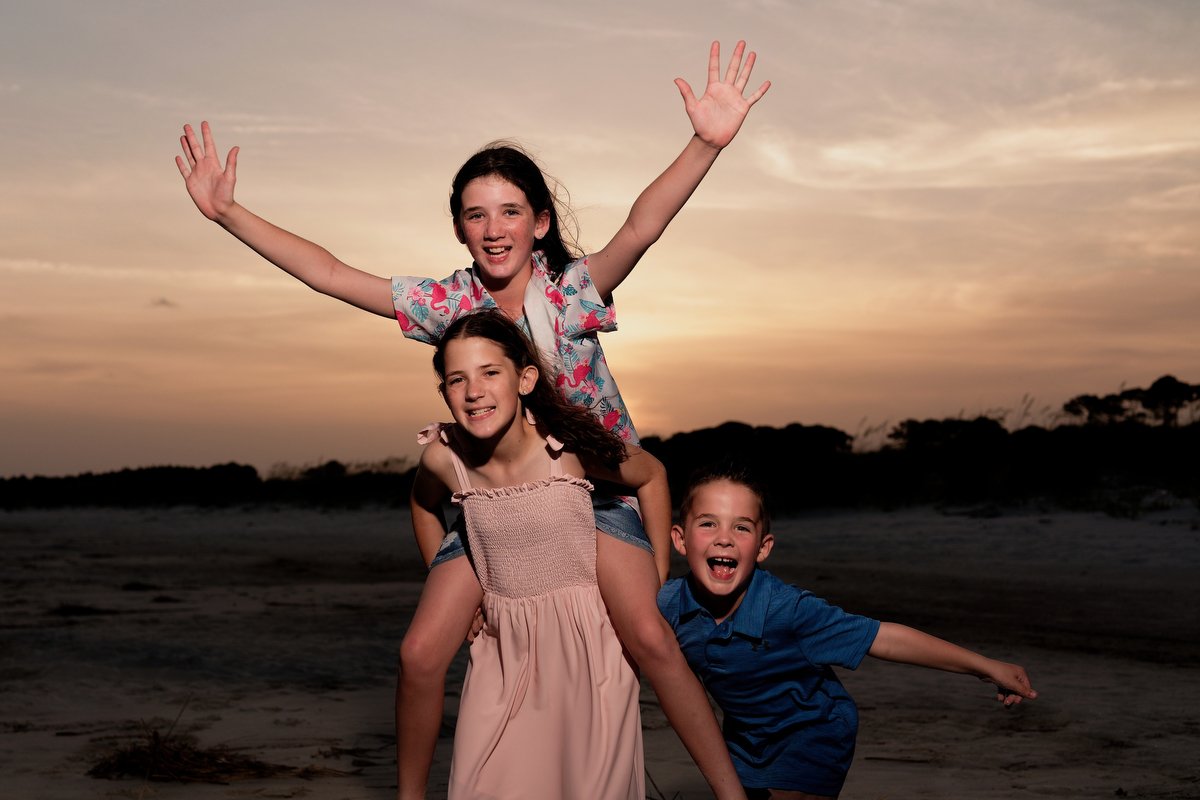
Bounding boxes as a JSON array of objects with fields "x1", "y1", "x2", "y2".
[{"x1": 424, "y1": 423, "x2": 644, "y2": 800}]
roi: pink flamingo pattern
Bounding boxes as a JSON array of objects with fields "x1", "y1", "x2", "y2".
[{"x1": 391, "y1": 252, "x2": 636, "y2": 444}]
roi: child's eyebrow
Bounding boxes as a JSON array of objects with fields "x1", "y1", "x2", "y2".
[
  {"x1": 693, "y1": 512, "x2": 760, "y2": 525},
  {"x1": 462, "y1": 201, "x2": 527, "y2": 213},
  {"x1": 447, "y1": 362, "x2": 506, "y2": 375}
]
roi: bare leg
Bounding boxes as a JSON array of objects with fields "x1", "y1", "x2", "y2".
[
  {"x1": 395, "y1": 556, "x2": 482, "y2": 800},
  {"x1": 596, "y1": 534, "x2": 747, "y2": 800}
]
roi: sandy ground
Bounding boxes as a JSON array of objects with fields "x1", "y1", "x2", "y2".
[{"x1": 1, "y1": 503, "x2": 1198, "y2": 799}]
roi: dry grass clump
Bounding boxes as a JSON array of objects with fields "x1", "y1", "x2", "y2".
[
  {"x1": 88, "y1": 728, "x2": 350, "y2": 784},
  {"x1": 88, "y1": 700, "x2": 350, "y2": 785}
]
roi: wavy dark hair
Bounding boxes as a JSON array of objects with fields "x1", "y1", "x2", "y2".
[
  {"x1": 678, "y1": 461, "x2": 772, "y2": 534},
  {"x1": 449, "y1": 141, "x2": 581, "y2": 277},
  {"x1": 433, "y1": 309, "x2": 625, "y2": 467}
]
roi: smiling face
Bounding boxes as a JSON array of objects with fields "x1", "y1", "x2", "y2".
[
  {"x1": 672, "y1": 479, "x2": 774, "y2": 621},
  {"x1": 454, "y1": 175, "x2": 551, "y2": 289},
  {"x1": 439, "y1": 335, "x2": 537, "y2": 443}
]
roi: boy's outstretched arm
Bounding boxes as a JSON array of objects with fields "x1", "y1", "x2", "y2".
[
  {"x1": 869, "y1": 622, "x2": 1038, "y2": 707},
  {"x1": 588, "y1": 40, "x2": 771, "y2": 298},
  {"x1": 176, "y1": 121, "x2": 394, "y2": 318}
]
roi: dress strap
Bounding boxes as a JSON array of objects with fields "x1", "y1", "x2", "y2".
[
  {"x1": 416, "y1": 422, "x2": 473, "y2": 493},
  {"x1": 547, "y1": 444, "x2": 563, "y2": 478},
  {"x1": 526, "y1": 409, "x2": 566, "y2": 478},
  {"x1": 418, "y1": 416, "x2": 566, "y2": 489},
  {"x1": 447, "y1": 446, "x2": 473, "y2": 492}
]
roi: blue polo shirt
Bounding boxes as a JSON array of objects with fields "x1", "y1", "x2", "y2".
[{"x1": 657, "y1": 569, "x2": 880, "y2": 795}]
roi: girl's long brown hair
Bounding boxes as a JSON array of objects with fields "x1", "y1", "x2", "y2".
[
  {"x1": 449, "y1": 142, "x2": 580, "y2": 278},
  {"x1": 433, "y1": 310, "x2": 626, "y2": 467}
]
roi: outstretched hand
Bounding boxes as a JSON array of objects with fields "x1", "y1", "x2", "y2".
[
  {"x1": 981, "y1": 660, "x2": 1038, "y2": 707},
  {"x1": 175, "y1": 121, "x2": 239, "y2": 221},
  {"x1": 675, "y1": 40, "x2": 771, "y2": 150}
]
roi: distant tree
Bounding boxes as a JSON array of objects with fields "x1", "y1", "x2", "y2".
[
  {"x1": 642, "y1": 420, "x2": 853, "y2": 510},
  {"x1": 302, "y1": 460, "x2": 348, "y2": 481},
  {"x1": 1061, "y1": 392, "x2": 1135, "y2": 426},
  {"x1": 1062, "y1": 376, "x2": 1200, "y2": 428},
  {"x1": 1121, "y1": 375, "x2": 1199, "y2": 428},
  {"x1": 886, "y1": 416, "x2": 1008, "y2": 453}
]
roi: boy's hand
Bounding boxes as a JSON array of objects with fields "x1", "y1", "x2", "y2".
[
  {"x1": 675, "y1": 40, "x2": 771, "y2": 150},
  {"x1": 176, "y1": 120, "x2": 239, "y2": 222},
  {"x1": 981, "y1": 660, "x2": 1038, "y2": 707}
]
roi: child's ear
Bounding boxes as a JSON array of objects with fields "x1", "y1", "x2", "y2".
[
  {"x1": 755, "y1": 533, "x2": 775, "y2": 564},
  {"x1": 671, "y1": 524, "x2": 687, "y2": 556},
  {"x1": 534, "y1": 209, "x2": 551, "y2": 240},
  {"x1": 452, "y1": 219, "x2": 466, "y2": 244},
  {"x1": 518, "y1": 365, "x2": 538, "y2": 396}
]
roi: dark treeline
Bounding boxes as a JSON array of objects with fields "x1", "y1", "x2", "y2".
[
  {"x1": 1, "y1": 461, "x2": 418, "y2": 511},
  {"x1": 4, "y1": 375, "x2": 1198, "y2": 515}
]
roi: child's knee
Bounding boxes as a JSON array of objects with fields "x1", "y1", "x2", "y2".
[
  {"x1": 618, "y1": 612, "x2": 678, "y2": 665},
  {"x1": 398, "y1": 627, "x2": 451, "y2": 680}
]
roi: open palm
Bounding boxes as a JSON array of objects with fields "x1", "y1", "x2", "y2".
[
  {"x1": 676, "y1": 40, "x2": 771, "y2": 149},
  {"x1": 175, "y1": 121, "x2": 238, "y2": 221}
]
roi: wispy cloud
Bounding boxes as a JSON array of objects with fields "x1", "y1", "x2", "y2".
[
  {"x1": 0, "y1": 257, "x2": 286, "y2": 290},
  {"x1": 1129, "y1": 183, "x2": 1200, "y2": 212},
  {"x1": 751, "y1": 78, "x2": 1200, "y2": 191}
]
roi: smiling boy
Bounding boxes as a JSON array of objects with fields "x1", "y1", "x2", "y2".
[{"x1": 657, "y1": 464, "x2": 1037, "y2": 799}]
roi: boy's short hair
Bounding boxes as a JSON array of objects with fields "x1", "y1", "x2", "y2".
[{"x1": 678, "y1": 460, "x2": 772, "y2": 534}]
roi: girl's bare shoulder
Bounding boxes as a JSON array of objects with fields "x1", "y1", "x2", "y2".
[{"x1": 417, "y1": 425, "x2": 458, "y2": 484}]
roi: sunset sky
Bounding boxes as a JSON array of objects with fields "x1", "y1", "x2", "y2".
[{"x1": 2, "y1": 1, "x2": 1198, "y2": 477}]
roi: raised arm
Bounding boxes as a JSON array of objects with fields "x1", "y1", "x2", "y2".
[
  {"x1": 586, "y1": 446, "x2": 672, "y2": 584},
  {"x1": 587, "y1": 40, "x2": 771, "y2": 298},
  {"x1": 175, "y1": 121, "x2": 394, "y2": 318},
  {"x1": 869, "y1": 622, "x2": 1038, "y2": 707}
]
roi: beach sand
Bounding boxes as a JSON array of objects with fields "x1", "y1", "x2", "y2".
[{"x1": 2, "y1": 503, "x2": 1197, "y2": 799}]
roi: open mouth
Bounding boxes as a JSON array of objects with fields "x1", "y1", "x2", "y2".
[
  {"x1": 707, "y1": 557, "x2": 738, "y2": 581},
  {"x1": 483, "y1": 246, "x2": 510, "y2": 256},
  {"x1": 466, "y1": 407, "x2": 495, "y2": 418}
]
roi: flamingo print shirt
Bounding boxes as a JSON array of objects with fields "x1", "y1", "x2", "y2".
[{"x1": 391, "y1": 252, "x2": 638, "y2": 444}]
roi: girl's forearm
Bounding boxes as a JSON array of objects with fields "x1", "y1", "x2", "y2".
[
  {"x1": 616, "y1": 448, "x2": 673, "y2": 584},
  {"x1": 411, "y1": 463, "x2": 453, "y2": 568},
  {"x1": 216, "y1": 202, "x2": 395, "y2": 318},
  {"x1": 588, "y1": 135, "x2": 722, "y2": 297},
  {"x1": 624, "y1": 134, "x2": 722, "y2": 243}
]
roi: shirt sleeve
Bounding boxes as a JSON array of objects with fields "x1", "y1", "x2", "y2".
[
  {"x1": 391, "y1": 269, "x2": 487, "y2": 345},
  {"x1": 789, "y1": 591, "x2": 881, "y2": 670},
  {"x1": 551, "y1": 257, "x2": 618, "y2": 340},
  {"x1": 656, "y1": 578, "x2": 680, "y2": 625}
]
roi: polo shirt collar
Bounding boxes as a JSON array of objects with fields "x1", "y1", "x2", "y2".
[
  {"x1": 678, "y1": 569, "x2": 771, "y2": 640},
  {"x1": 676, "y1": 575, "x2": 707, "y2": 622}
]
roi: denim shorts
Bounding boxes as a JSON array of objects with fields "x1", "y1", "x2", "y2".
[{"x1": 429, "y1": 492, "x2": 653, "y2": 568}]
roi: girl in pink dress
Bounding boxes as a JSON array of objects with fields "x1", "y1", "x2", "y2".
[{"x1": 415, "y1": 309, "x2": 662, "y2": 799}]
